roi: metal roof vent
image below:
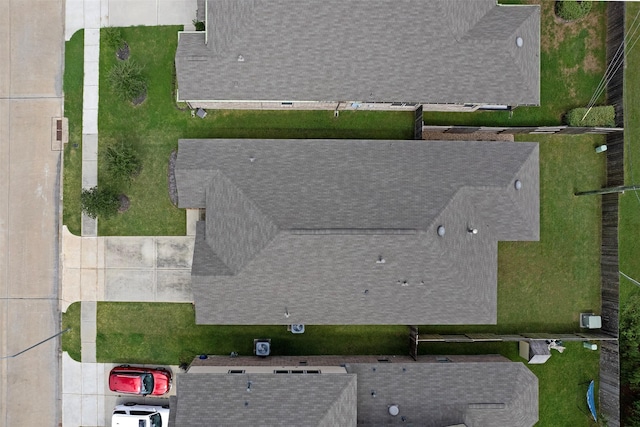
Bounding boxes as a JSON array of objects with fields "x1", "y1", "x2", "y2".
[
  {"x1": 437, "y1": 225, "x2": 445, "y2": 236},
  {"x1": 515, "y1": 179, "x2": 522, "y2": 190},
  {"x1": 389, "y1": 405, "x2": 399, "y2": 416},
  {"x1": 238, "y1": 55, "x2": 245, "y2": 62},
  {"x1": 516, "y1": 37, "x2": 524, "y2": 48}
]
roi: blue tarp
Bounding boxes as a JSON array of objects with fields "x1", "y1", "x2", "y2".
[{"x1": 587, "y1": 380, "x2": 597, "y2": 422}]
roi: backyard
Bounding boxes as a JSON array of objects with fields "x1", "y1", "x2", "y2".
[
  {"x1": 61, "y1": 3, "x2": 611, "y2": 426},
  {"x1": 619, "y1": 2, "x2": 640, "y2": 424}
]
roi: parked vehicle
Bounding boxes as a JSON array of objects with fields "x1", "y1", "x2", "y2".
[
  {"x1": 109, "y1": 365, "x2": 172, "y2": 396},
  {"x1": 111, "y1": 402, "x2": 169, "y2": 427}
]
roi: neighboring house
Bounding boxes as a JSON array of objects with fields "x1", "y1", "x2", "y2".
[
  {"x1": 168, "y1": 355, "x2": 538, "y2": 426},
  {"x1": 175, "y1": 0, "x2": 540, "y2": 111},
  {"x1": 174, "y1": 138, "x2": 540, "y2": 325}
]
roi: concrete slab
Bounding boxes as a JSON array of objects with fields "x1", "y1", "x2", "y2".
[
  {"x1": 83, "y1": 109, "x2": 99, "y2": 134},
  {"x1": 105, "y1": 237, "x2": 156, "y2": 268},
  {"x1": 186, "y1": 208, "x2": 199, "y2": 235},
  {"x1": 63, "y1": 226, "x2": 83, "y2": 268},
  {"x1": 62, "y1": 267, "x2": 81, "y2": 309},
  {"x1": 82, "y1": 214, "x2": 98, "y2": 237},
  {"x1": 82, "y1": 160, "x2": 98, "y2": 188},
  {"x1": 84, "y1": 0, "x2": 102, "y2": 29},
  {"x1": 84, "y1": 28, "x2": 101, "y2": 47},
  {"x1": 156, "y1": 270, "x2": 194, "y2": 302},
  {"x1": 0, "y1": 8, "x2": 9, "y2": 97},
  {"x1": 83, "y1": 342, "x2": 97, "y2": 364},
  {"x1": 108, "y1": 0, "x2": 158, "y2": 26},
  {"x1": 65, "y1": 0, "x2": 84, "y2": 41},
  {"x1": 62, "y1": 352, "x2": 83, "y2": 393},
  {"x1": 82, "y1": 237, "x2": 99, "y2": 269},
  {"x1": 82, "y1": 393, "x2": 99, "y2": 426},
  {"x1": 156, "y1": 236, "x2": 195, "y2": 269},
  {"x1": 82, "y1": 133, "x2": 98, "y2": 162},
  {"x1": 10, "y1": 0, "x2": 64, "y2": 97},
  {"x1": 63, "y1": 392, "x2": 83, "y2": 427},
  {"x1": 158, "y1": 0, "x2": 199, "y2": 25},
  {"x1": 105, "y1": 269, "x2": 155, "y2": 301},
  {"x1": 82, "y1": 362, "x2": 99, "y2": 395},
  {"x1": 81, "y1": 267, "x2": 98, "y2": 301}
]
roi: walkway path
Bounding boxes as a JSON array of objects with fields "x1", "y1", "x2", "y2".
[{"x1": 62, "y1": 1, "x2": 197, "y2": 424}]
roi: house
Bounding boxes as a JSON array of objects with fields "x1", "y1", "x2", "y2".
[
  {"x1": 175, "y1": 0, "x2": 540, "y2": 111},
  {"x1": 168, "y1": 354, "x2": 538, "y2": 426},
  {"x1": 174, "y1": 138, "x2": 539, "y2": 325}
]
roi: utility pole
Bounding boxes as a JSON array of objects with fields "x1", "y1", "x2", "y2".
[
  {"x1": 575, "y1": 185, "x2": 640, "y2": 196},
  {"x1": 1, "y1": 328, "x2": 70, "y2": 359}
]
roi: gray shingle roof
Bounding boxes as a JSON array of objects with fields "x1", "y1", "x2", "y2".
[
  {"x1": 170, "y1": 372, "x2": 357, "y2": 426},
  {"x1": 169, "y1": 361, "x2": 538, "y2": 427},
  {"x1": 349, "y1": 361, "x2": 538, "y2": 426},
  {"x1": 175, "y1": 138, "x2": 539, "y2": 325},
  {"x1": 175, "y1": 0, "x2": 540, "y2": 105}
]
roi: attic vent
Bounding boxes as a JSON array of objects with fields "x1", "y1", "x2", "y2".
[
  {"x1": 437, "y1": 225, "x2": 445, "y2": 236},
  {"x1": 238, "y1": 55, "x2": 245, "y2": 62},
  {"x1": 515, "y1": 179, "x2": 522, "y2": 190},
  {"x1": 516, "y1": 37, "x2": 524, "y2": 48},
  {"x1": 388, "y1": 405, "x2": 400, "y2": 416}
]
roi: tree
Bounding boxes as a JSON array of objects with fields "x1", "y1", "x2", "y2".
[
  {"x1": 105, "y1": 142, "x2": 142, "y2": 185},
  {"x1": 81, "y1": 186, "x2": 120, "y2": 219},
  {"x1": 108, "y1": 59, "x2": 146, "y2": 101}
]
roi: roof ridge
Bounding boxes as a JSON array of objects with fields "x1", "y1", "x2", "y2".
[{"x1": 205, "y1": 170, "x2": 280, "y2": 275}]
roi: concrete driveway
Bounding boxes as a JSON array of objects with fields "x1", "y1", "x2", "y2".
[{"x1": 0, "y1": 0, "x2": 65, "y2": 426}]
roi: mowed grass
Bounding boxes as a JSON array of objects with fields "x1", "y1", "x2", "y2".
[
  {"x1": 424, "y1": 1, "x2": 608, "y2": 126},
  {"x1": 419, "y1": 341, "x2": 600, "y2": 427},
  {"x1": 424, "y1": 134, "x2": 605, "y2": 335},
  {"x1": 95, "y1": 302, "x2": 408, "y2": 365},
  {"x1": 63, "y1": 30, "x2": 84, "y2": 235},
  {"x1": 96, "y1": 26, "x2": 414, "y2": 236},
  {"x1": 61, "y1": 302, "x2": 82, "y2": 362}
]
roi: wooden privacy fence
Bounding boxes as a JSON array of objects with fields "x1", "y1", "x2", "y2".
[{"x1": 422, "y1": 125, "x2": 623, "y2": 136}]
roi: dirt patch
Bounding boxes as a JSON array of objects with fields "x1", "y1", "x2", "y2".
[
  {"x1": 583, "y1": 52, "x2": 601, "y2": 74},
  {"x1": 118, "y1": 194, "x2": 130, "y2": 213},
  {"x1": 540, "y1": 1, "x2": 603, "y2": 55},
  {"x1": 168, "y1": 150, "x2": 178, "y2": 206},
  {"x1": 132, "y1": 89, "x2": 147, "y2": 106},
  {"x1": 116, "y1": 43, "x2": 130, "y2": 61}
]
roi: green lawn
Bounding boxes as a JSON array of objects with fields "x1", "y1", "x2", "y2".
[
  {"x1": 424, "y1": 1, "x2": 608, "y2": 127},
  {"x1": 424, "y1": 134, "x2": 605, "y2": 335},
  {"x1": 94, "y1": 302, "x2": 408, "y2": 365},
  {"x1": 57, "y1": 301, "x2": 601, "y2": 427},
  {"x1": 96, "y1": 26, "x2": 414, "y2": 236},
  {"x1": 61, "y1": 302, "x2": 82, "y2": 362},
  {"x1": 63, "y1": 30, "x2": 84, "y2": 235}
]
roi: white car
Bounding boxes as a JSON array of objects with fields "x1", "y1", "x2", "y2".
[{"x1": 112, "y1": 402, "x2": 170, "y2": 427}]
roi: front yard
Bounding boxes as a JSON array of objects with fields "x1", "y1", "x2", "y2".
[{"x1": 61, "y1": 4, "x2": 610, "y2": 426}]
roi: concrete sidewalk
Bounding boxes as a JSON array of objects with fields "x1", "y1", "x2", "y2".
[
  {"x1": 66, "y1": 0, "x2": 198, "y2": 41},
  {"x1": 61, "y1": 227, "x2": 194, "y2": 425}
]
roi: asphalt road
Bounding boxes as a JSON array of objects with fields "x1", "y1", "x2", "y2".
[{"x1": 0, "y1": 0, "x2": 65, "y2": 425}]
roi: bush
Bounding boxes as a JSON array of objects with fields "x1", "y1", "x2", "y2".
[
  {"x1": 556, "y1": 1, "x2": 592, "y2": 21},
  {"x1": 565, "y1": 106, "x2": 615, "y2": 127},
  {"x1": 81, "y1": 186, "x2": 121, "y2": 219},
  {"x1": 106, "y1": 142, "x2": 142, "y2": 185},
  {"x1": 103, "y1": 26, "x2": 126, "y2": 50},
  {"x1": 108, "y1": 59, "x2": 147, "y2": 101},
  {"x1": 192, "y1": 19, "x2": 205, "y2": 31}
]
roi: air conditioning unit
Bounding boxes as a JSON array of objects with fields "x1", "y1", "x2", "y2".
[
  {"x1": 254, "y1": 339, "x2": 271, "y2": 357},
  {"x1": 580, "y1": 313, "x2": 602, "y2": 329},
  {"x1": 290, "y1": 324, "x2": 305, "y2": 334}
]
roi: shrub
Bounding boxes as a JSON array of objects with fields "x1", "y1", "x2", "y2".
[
  {"x1": 108, "y1": 59, "x2": 147, "y2": 101},
  {"x1": 565, "y1": 106, "x2": 615, "y2": 127},
  {"x1": 192, "y1": 19, "x2": 205, "y2": 31},
  {"x1": 556, "y1": 1, "x2": 592, "y2": 21},
  {"x1": 81, "y1": 186, "x2": 121, "y2": 219},
  {"x1": 105, "y1": 142, "x2": 142, "y2": 185},
  {"x1": 103, "y1": 26, "x2": 126, "y2": 50}
]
